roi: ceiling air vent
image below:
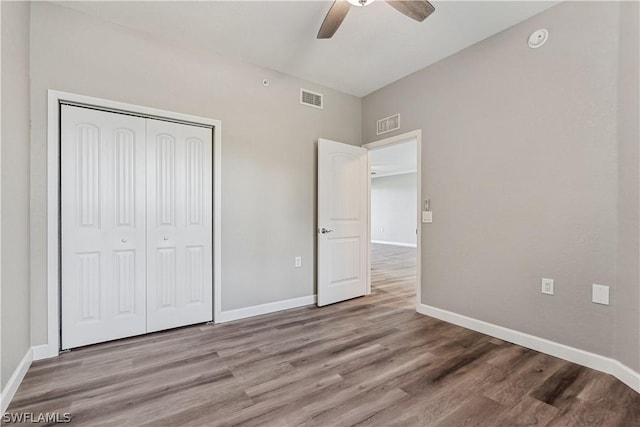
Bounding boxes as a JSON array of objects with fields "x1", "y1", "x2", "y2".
[
  {"x1": 377, "y1": 114, "x2": 400, "y2": 135},
  {"x1": 300, "y1": 89, "x2": 323, "y2": 109}
]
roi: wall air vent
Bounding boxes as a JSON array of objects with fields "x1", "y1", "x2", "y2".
[
  {"x1": 300, "y1": 89, "x2": 323, "y2": 109},
  {"x1": 377, "y1": 114, "x2": 400, "y2": 135}
]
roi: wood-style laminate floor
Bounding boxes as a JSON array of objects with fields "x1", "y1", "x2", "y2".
[{"x1": 8, "y1": 243, "x2": 640, "y2": 426}]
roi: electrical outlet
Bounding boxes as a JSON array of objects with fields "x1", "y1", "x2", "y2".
[
  {"x1": 295, "y1": 256, "x2": 302, "y2": 268},
  {"x1": 541, "y1": 278, "x2": 554, "y2": 295}
]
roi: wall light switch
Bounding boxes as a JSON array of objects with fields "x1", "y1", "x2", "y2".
[
  {"x1": 592, "y1": 284, "x2": 609, "y2": 305},
  {"x1": 422, "y1": 211, "x2": 433, "y2": 223},
  {"x1": 295, "y1": 256, "x2": 302, "y2": 268},
  {"x1": 541, "y1": 278, "x2": 554, "y2": 295}
]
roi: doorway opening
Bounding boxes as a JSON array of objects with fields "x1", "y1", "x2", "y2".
[{"x1": 364, "y1": 131, "x2": 421, "y2": 310}]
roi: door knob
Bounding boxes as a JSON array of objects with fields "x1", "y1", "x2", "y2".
[
  {"x1": 320, "y1": 228, "x2": 333, "y2": 234},
  {"x1": 163, "y1": 236, "x2": 169, "y2": 241},
  {"x1": 121, "y1": 238, "x2": 128, "y2": 243}
]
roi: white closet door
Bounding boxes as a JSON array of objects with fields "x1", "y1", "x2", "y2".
[
  {"x1": 146, "y1": 119, "x2": 213, "y2": 332},
  {"x1": 61, "y1": 105, "x2": 147, "y2": 349}
]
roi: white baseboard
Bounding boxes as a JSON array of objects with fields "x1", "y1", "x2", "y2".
[
  {"x1": 219, "y1": 294, "x2": 316, "y2": 323},
  {"x1": 417, "y1": 303, "x2": 640, "y2": 394},
  {"x1": 32, "y1": 343, "x2": 58, "y2": 361},
  {"x1": 1, "y1": 347, "x2": 33, "y2": 415},
  {"x1": 609, "y1": 359, "x2": 640, "y2": 393},
  {"x1": 371, "y1": 240, "x2": 417, "y2": 248}
]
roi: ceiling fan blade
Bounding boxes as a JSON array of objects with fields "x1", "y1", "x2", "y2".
[
  {"x1": 317, "y1": 1, "x2": 350, "y2": 39},
  {"x1": 386, "y1": 0, "x2": 435, "y2": 22}
]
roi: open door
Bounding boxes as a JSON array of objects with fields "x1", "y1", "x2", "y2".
[{"x1": 317, "y1": 139, "x2": 368, "y2": 306}]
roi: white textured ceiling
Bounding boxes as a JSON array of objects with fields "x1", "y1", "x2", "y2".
[
  {"x1": 55, "y1": 1, "x2": 558, "y2": 97},
  {"x1": 370, "y1": 139, "x2": 417, "y2": 177}
]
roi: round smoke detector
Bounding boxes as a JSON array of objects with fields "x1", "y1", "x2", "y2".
[{"x1": 528, "y1": 29, "x2": 549, "y2": 48}]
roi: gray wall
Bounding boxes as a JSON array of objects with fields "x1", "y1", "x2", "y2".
[
  {"x1": 17, "y1": 0, "x2": 640, "y2": 375},
  {"x1": 1, "y1": 1, "x2": 31, "y2": 390},
  {"x1": 29, "y1": 2, "x2": 361, "y2": 344},
  {"x1": 363, "y1": 2, "x2": 623, "y2": 358},
  {"x1": 615, "y1": 0, "x2": 639, "y2": 372},
  {"x1": 371, "y1": 173, "x2": 417, "y2": 245}
]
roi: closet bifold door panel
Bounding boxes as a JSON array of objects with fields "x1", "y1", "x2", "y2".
[
  {"x1": 146, "y1": 119, "x2": 213, "y2": 332},
  {"x1": 61, "y1": 105, "x2": 147, "y2": 349}
]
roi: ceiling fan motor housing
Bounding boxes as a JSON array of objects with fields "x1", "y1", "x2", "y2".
[{"x1": 347, "y1": 0, "x2": 375, "y2": 6}]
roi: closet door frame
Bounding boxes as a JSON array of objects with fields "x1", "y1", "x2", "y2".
[{"x1": 41, "y1": 90, "x2": 222, "y2": 359}]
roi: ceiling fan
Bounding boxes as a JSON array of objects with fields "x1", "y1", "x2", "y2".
[{"x1": 317, "y1": 0, "x2": 435, "y2": 39}]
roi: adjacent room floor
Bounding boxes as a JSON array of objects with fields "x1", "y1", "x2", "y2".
[
  {"x1": 7, "y1": 244, "x2": 639, "y2": 426},
  {"x1": 370, "y1": 242, "x2": 416, "y2": 304}
]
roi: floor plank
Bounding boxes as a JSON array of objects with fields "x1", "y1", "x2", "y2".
[{"x1": 7, "y1": 243, "x2": 639, "y2": 426}]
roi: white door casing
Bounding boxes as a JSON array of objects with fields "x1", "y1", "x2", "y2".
[
  {"x1": 146, "y1": 119, "x2": 213, "y2": 332},
  {"x1": 61, "y1": 106, "x2": 147, "y2": 349},
  {"x1": 317, "y1": 139, "x2": 368, "y2": 306}
]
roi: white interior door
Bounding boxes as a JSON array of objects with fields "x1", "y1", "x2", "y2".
[
  {"x1": 317, "y1": 138, "x2": 368, "y2": 306},
  {"x1": 61, "y1": 105, "x2": 147, "y2": 349},
  {"x1": 146, "y1": 119, "x2": 213, "y2": 332}
]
